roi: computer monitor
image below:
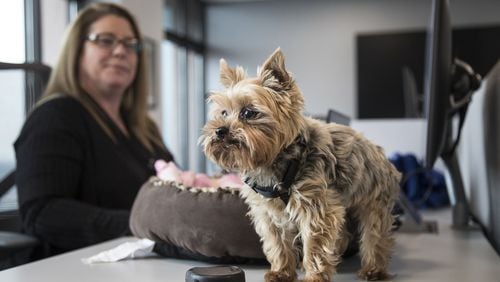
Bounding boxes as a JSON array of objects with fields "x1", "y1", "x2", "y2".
[
  {"x1": 423, "y1": 0, "x2": 451, "y2": 170},
  {"x1": 423, "y1": 0, "x2": 481, "y2": 228}
]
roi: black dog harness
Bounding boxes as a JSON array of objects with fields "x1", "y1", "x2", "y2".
[{"x1": 244, "y1": 159, "x2": 300, "y2": 205}]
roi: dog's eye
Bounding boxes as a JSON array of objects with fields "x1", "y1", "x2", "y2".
[
  {"x1": 221, "y1": 110, "x2": 228, "y2": 118},
  {"x1": 240, "y1": 108, "x2": 258, "y2": 120}
]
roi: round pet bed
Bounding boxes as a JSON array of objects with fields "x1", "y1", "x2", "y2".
[{"x1": 130, "y1": 176, "x2": 266, "y2": 264}]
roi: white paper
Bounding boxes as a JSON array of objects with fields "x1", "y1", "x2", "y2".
[{"x1": 81, "y1": 238, "x2": 156, "y2": 264}]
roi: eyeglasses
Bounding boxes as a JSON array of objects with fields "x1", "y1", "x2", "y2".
[{"x1": 86, "y1": 33, "x2": 142, "y2": 53}]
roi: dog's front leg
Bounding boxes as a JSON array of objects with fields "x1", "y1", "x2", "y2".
[
  {"x1": 290, "y1": 185, "x2": 345, "y2": 282},
  {"x1": 248, "y1": 199, "x2": 298, "y2": 282}
]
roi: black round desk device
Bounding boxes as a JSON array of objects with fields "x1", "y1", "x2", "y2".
[{"x1": 185, "y1": 265, "x2": 245, "y2": 282}]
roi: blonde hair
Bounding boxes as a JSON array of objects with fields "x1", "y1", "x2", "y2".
[{"x1": 42, "y1": 2, "x2": 164, "y2": 152}]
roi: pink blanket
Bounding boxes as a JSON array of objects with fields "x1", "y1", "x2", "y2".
[{"x1": 154, "y1": 160, "x2": 243, "y2": 189}]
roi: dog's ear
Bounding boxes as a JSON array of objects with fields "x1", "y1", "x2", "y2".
[
  {"x1": 220, "y1": 59, "x2": 246, "y2": 88},
  {"x1": 258, "y1": 47, "x2": 292, "y2": 91}
]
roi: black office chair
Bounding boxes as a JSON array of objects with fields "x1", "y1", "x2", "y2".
[
  {"x1": 402, "y1": 66, "x2": 424, "y2": 118},
  {"x1": 326, "y1": 108, "x2": 351, "y2": 126},
  {"x1": 0, "y1": 62, "x2": 51, "y2": 269}
]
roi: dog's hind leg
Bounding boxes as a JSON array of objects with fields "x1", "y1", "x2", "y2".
[{"x1": 356, "y1": 197, "x2": 395, "y2": 281}]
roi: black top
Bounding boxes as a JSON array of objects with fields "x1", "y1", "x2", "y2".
[{"x1": 14, "y1": 96, "x2": 173, "y2": 257}]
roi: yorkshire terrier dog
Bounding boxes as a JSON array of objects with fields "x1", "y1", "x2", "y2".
[{"x1": 201, "y1": 48, "x2": 400, "y2": 282}]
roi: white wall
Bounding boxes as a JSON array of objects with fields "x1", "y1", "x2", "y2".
[
  {"x1": 205, "y1": 0, "x2": 500, "y2": 119},
  {"x1": 351, "y1": 119, "x2": 426, "y2": 157}
]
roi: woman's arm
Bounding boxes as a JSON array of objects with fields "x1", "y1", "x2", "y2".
[{"x1": 21, "y1": 197, "x2": 130, "y2": 251}]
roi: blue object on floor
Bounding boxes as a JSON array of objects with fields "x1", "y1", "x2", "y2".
[{"x1": 390, "y1": 153, "x2": 450, "y2": 209}]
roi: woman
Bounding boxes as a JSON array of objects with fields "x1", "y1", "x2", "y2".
[{"x1": 14, "y1": 3, "x2": 173, "y2": 258}]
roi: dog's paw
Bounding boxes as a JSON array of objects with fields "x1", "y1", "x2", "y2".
[
  {"x1": 264, "y1": 270, "x2": 296, "y2": 282},
  {"x1": 357, "y1": 268, "x2": 393, "y2": 281},
  {"x1": 301, "y1": 273, "x2": 330, "y2": 282}
]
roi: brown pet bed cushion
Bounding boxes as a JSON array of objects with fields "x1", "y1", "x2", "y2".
[{"x1": 129, "y1": 176, "x2": 266, "y2": 264}]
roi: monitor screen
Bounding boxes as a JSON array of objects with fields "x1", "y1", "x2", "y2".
[{"x1": 423, "y1": 0, "x2": 452, "y2": 169}]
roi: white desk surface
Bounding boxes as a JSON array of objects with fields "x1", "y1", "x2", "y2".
[{"x1": 0, "y1": 209, "x2": 499, "y2": 282}]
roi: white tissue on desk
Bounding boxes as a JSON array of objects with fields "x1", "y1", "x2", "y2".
[{"x1": 81, "y1": 238, "x2": 156, "y2": 264}]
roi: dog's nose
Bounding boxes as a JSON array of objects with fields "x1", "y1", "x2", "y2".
[{"x1": 215, "y1": 126, "x2": 229, "y2": 139}]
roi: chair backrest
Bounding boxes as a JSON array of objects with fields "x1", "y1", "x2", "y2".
[
  {"x1": 0, "y1": 62, "x2": 51, "y2": 222},
  {"x1": 402, "y1": 66, "x2": 423, "y2": 118},
  {"x1": 483, "y1": 60, "x2": 500, "y2": 254},
  {"x1": 326, "y1": 108, "x2": 351, "y2": 126},
  {"x1": 458, "y1": 59, "x2": 500, "y2": 254}
]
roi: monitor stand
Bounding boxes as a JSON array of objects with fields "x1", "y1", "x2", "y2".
[
  {"x1": 441, "y1": 131, "x2": 472, "y2": 229},
  {"x1": 440, "y1": 58, "x2": 482, "y2": 229}
]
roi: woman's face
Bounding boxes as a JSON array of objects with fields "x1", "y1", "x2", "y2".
[{"x1": 79, "y1": 15, "x2": 139, "y2": 98}]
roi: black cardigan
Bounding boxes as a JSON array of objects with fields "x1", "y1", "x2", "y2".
[{"x1": 14, "y1": 96, "x2": 173, "y2": 257}]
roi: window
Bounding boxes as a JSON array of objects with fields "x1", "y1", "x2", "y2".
[
  {"x1": 162, "y1": 0, "x2": 206, "y2": 172},
  {"x1": 0, "y1": 0, "x2": 26, "y2": 211}
]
